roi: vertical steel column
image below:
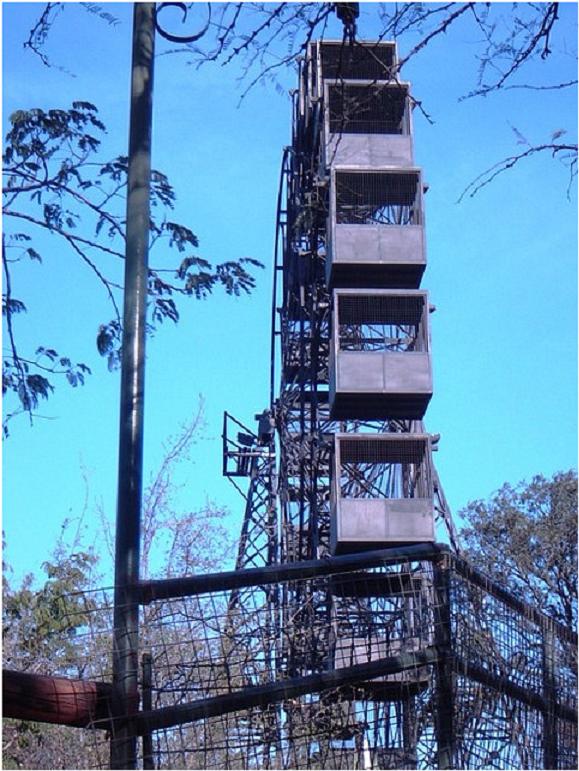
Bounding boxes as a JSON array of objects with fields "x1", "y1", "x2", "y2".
[
  {"x1": 110, "y1": 4, "x2": 155, "y2": 768},
  {"x1": 434, "y1": 556, "x2": 455, "y2": 770},
  {"x1": 542, "y1": 626, "x2": 558, "y2": 769},
  {"x1": 142, "y1": 653, "x2": 154, "y2": 770}
]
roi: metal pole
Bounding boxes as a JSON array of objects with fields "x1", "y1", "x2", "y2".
[
  {"x1": 110, "y1": 4, "x2": 155, "y2": 768},
  {"x1": 542, "y1": 627, "x2": 558, "y2": 769},
  {"x1": 139, "y1": 543, "x2": 451, "y2": 604},
  {"x1": 142, "y1": 653, "x2": 155, "y2": 770},
  {"x1": 433, "y1": 556, "x2": 455, "y2": 770}
]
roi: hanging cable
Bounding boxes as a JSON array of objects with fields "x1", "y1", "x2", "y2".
[{"x1": 335, "y1": 3, "x2": 359, "y2": 43}]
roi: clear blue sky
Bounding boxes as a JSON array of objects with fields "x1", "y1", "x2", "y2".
[{"x1": 3, "y1": 2, "x2": 577, "y2": 586}]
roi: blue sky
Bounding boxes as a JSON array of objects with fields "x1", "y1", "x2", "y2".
[{"x1": 2, "y1": 2, "x2": 577, "y2": 586}]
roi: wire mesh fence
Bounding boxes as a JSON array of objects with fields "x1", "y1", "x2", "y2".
[
  {"x1": 334, "y1": 171, "x2": 422, "y2": 226},
  {"x1": 318, "y1": 42, "x2": 396, "y2": 81},
  {"x1": 327, "y1": 83, "x2": 410, "y2": 135},
  {"x1": 336, "y1": 292, "x2": 428, "y2": 353},
  {"x1": 4, "y1": 547, "x2": 576, "y2": 770},
  {"x1": 338, "y1": 435, "x2": 432, "y2": 500},
  {"x1": 136, "y1": 547, "x2": 576, "y2": 769},
  {"x1": 449, "y1": 558, "x2": 577, "y2": 770},
  {"x1": 137, "y1": 554, "x2": 438, "y2": 769}
]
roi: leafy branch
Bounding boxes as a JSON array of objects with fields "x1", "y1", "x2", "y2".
[{"x1": 2, "y1": 102, "x2": 263, "y2": 433}]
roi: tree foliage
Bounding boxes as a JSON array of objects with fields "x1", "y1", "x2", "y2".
[
  {"x1": 2, "y1": 103, "x2": 262, "y2": 434},
  {"x1": 2, "y1": 413, "x2": 235, "y2": 769},
  {"x1": 2, "y1": 535, "x2": 108, "y2": 769},
  {"x1": 459, "y1": 469, "x2": 578, "y2": 628}
]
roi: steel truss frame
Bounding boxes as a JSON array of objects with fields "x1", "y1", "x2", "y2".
[
  {"x1": 221, "y1": 40, "x2": 462, "y2": 768},
  {"x1": 215, "y1": 39, "x2": 574, "y2": 771}
]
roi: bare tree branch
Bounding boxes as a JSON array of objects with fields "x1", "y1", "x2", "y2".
[
  {"x1": 395, "y1": 3, "x2": 475, "y2": 72},
  {"x1": 464, "y1": 78, "x2": 577, "y2": 97},
  {"x1": 23, "y1": 2, "x2": 64, "y2": 68},
  {"x1": 2, "y1": 236, "x2": 34, "y2": 423},
  {"x1": 459, "y1": 141, "x2": 578, "y2": 201},
  {"x1": 465, "y1": 2, "x2": 563, "y2": 99}
]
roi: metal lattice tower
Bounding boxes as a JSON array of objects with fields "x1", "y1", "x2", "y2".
[
  {"x1": 212, "y1": 39, "x2": 576, "y2": 771},
  {"x1": 223, "y1": 39, "x2": 458, "y2": 768}
]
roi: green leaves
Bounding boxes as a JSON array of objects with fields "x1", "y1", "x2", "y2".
[
  {"x1": 3, "y1": 100, "x2": 263, "y2": 433},
  {"x1": 1, "y1": 364, "x2": 54, "y2": 415},
  {"x1": 3, "y1": 352, "x2": 91, "y2": 408},
  {"x1": 35, "y1": 347, "x2": 92, "y2": 387},
  {"x1": 459, "y1": 470, "x2": 578, "y2": 627},
  {"x1": 21, "y1": 374, "x2": 53, "y2": 406},
  {"x1": 175, "y1": 255, "x2": 264, "y2": 299},
  {"x1": 42, "y1": 202, "x2": 63, "y2": 230},
  {"x1": 3, "y1": 549, "x2": 100, "y2": 667},
  {"x1": 176, "y1": 254, "x2": 209, "y2": 278},
  {"x1": 2, "y1": 297, "x2": 26, "y2": 316},
  {"x1": 2, "y1": 347, "x2": 91, "y2": 431},
  {"x1": 26, "y1": 247, "x2": 42, "y2": 262},
  {"x1": 4, "y1": 103, "x2": 105, "y2": 170},
  {"x1": 98, "y1": 155, "x2": 128, "y2": 182},
  {"x1": 217, "y1": 257, "x2": 263, "y2": 296},
  {"x1": 165, "y1": 221, "x2": 199, "y2": 250},
  {"x1": 152, "y1": 297, "x2": 179, "y2": 325},
  {"x1": 151, "y1": 169, "x2": 176, "y2": 208}
]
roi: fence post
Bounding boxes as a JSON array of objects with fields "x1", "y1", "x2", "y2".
[
  {"x1": 433, "y1": 555, "x2": 455, "y2": 770},
  {"x1": 542, "y1": 626, "x2": 558, "y2": 769},
  {"x1": 142, "y1": 653, "x2": 154, "y2": 770}
]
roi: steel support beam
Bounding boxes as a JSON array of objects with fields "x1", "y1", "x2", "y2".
[
  {"x1": 141, "y1": 653, "x2": 154, "y2": 770},
  {"x1": 134, "y1": 646, "x2": 441, "y2": 735},
  {"x1": 433, "y1": 556, "x2": 455, "y2": 770},
  {"x1": 455, "y1": 656, "x2": 576, "y2": 725},
  {"x1": 139, "y1": 542, "x2": 451, "y2": 603}
]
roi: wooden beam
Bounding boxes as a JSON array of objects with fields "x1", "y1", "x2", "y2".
[{"x1": 2, "y1": 670, "x2": 113, "y2": 729}]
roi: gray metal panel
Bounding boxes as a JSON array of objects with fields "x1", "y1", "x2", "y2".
[
  {"x1": 337, "y1": 351, "x2": 385, "y2": 390},
  {"x1": 326, "y1": 134, "x2": 413, "y2": 168},
  {"x1": 336, "y1": 351, "x2": 432, "y2": 394},
  {"x1": 383, "y1": 498, "x2": 435, "y2": 539},
  {"x1": 331, "y1": 498, "x2": 435, "y2": 552},
  {"x1": 384, "y1": 352, "x2": 432, "y2": 393},
  {"x1": 330, "y1": 291, "x2": 432, "y2": 417},
  {"x1": 333, "y1": 224, "x2": 425, "y2": 265},
  {"x1": 331, "y1": 432, "x2": 435, "y2": 553},
  {"x1": 339, "y1": 499, "x2": 390, "y2": 541},
  {"x1": 330, "y1": 391, "x2": 433, "y2": 420},
  {"x1": 334, "y1": 635, "x2": 390, "y2": 667}
]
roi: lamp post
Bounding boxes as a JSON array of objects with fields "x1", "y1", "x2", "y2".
[
  {"x1": 110, "y1": 4, "x2": 155, "y2": 768},
  {"x1": 109, "y1": 5, "x2": 212, "y2": 766}
]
